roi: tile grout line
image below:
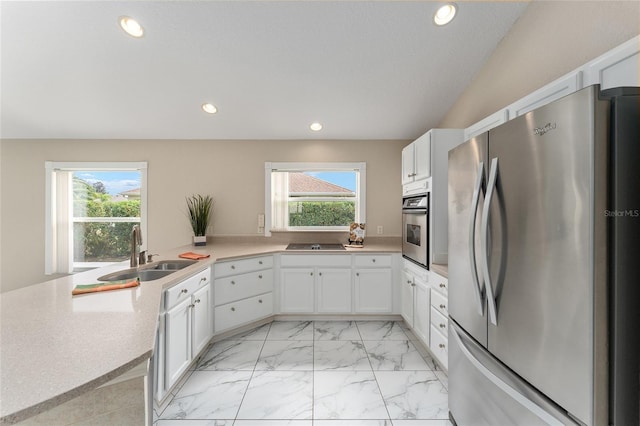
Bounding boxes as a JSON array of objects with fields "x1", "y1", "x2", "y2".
[
  {"x1": 232, "y1": 322, "x2": 271, "y2": 424},
  {"x1": 358, "y1": 320, "x2": 395, "y2": 424}
]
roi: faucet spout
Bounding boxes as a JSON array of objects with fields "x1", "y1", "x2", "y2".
[{"x1": 130, "y1": 225, "x2": 142, "y2": 267}]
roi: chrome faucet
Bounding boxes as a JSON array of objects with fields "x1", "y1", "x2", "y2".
[{"x1": 130, "y1": 225, "x2": 142, "y2": 267}]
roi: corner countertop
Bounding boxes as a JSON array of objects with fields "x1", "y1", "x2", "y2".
[
  {"x1": 0, "y1": 236, "x2": 400, "y2": 424},
  {"x1": 431, "y1": 263, "x2": 448, "y2": 278}
]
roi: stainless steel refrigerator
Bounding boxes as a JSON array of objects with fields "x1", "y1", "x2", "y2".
[{"x1": 447, "y1": 85, "x2": 639, "y2": 426}]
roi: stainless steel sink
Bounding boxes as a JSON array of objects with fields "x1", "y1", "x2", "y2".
[
  {"x1": 286, "y1": 243, "x2": 346, "y2": 251},
  {"x1": 97, "y1": 259, "x2": 198, "y2": 282},
  {"x1": 145, "y1": 259, "x2": 198, "y2": 271}
]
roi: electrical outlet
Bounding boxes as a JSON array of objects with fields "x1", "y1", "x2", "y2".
[{"x1": 377, "y1": 225, "x2": 383, "y2": 234}]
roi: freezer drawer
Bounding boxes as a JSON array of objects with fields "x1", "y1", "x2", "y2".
[{"x1": 448, "y1": 322, "x2": 578, "y2": 426}]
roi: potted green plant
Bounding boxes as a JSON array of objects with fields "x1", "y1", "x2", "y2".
[{"x1": 186, "y1": 194, "x2": 213, "y2": 246}]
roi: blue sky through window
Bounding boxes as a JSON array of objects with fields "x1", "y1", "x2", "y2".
[
  {"x1": 74, "y1": 171, "x2": 141, "y2": 195},
  {"x1": 305, "y1": 171, "x2": 356, "y2": 191}
]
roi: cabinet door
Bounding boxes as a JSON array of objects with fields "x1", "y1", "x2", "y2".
[
  {"x1": 165, "y1": 297, "x2": 191, "y2": 389},
  {"x1": 354, "y1": 268, "x2": 392, "y2": 313},
  {"x1": 280, "y1": 268, "x2": 315, "y2": 313},
  {"x1": 413, "y1": 132, "x2": 431, "y2": 180},
  {"x1": 400, "y1": 270, "x2": 415, "y2": 326},
  {"x1": 401, "y1": 144, "x2": 415, "y2": 185},
  {"x1": 191, "y1": 284, "x2": 212, "y2": 357},
  {"x1": 317, "y1": 268, "x2": 352, "y2": 313},
  {"x1": 413, "y1": 279, "x2": 430, "y2": 346}
]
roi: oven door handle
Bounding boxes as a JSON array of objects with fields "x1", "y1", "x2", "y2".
[{"x1": 402, "y1": 209, "x2": 428, "y2": 214}]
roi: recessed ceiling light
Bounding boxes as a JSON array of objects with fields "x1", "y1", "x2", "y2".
[
  {"x1": 202, "y1": 103, "x2": 218, "y2": 114},
  {"x1": 119, "y1": 16, "x2": 144, "y2": 38},
  {"x1": 310, "y1": 122, "x2": 323, "y2": 132},
  {"x1": 434, "y1": 3, "x2": 457, "y2": 26}
]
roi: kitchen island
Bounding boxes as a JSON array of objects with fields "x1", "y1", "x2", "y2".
[{"x1": 0, "y1": 236, "x2": 400, "y2": 424}]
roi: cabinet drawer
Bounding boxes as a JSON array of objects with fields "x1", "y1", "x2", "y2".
[
  {"x1": 430, "y1": 325, "x2": 448, "y2": 370},
  {"x1": 354, "y1": 254, "x2": 391, "y2": 268},
  {"x1": 430, "y1": 306, "x2": 448, "y2": 335},
  {"x1": 431, "y1": 272, "x2": 448, "y2": 295},
  {"x1": 215, "y1": 256, "x2": 272, "y2": 278},
  {"x1": 215, "y1": 292, "x2": 273, "y2": 333},
  {"x1": 165, "y1": 268, "x2": 210, "y2": 310},
  {"x1": 215, "y1": 270, "x2": 273, "y2": 306},
  {"x1": 431, "y1": 288, "x2": 448, "y2": 317},
  {"x1": 280, "y1": 254, "x2": 351, "y2": 267},
  {"x1": 403, "y1": 179, "x2": 430, "y2": 196}
]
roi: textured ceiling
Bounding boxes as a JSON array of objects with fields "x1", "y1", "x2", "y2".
[{"x1": 0, "y1": 1, "x2": 528, "y2": 140}]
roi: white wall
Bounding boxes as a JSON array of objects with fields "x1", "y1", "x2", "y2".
[
  {"x1": 0, "y1": 139, "x2": 406, "y2": 292},
  {"x1": 438, "y1": 1, "x2": 640, "y2": 129}
]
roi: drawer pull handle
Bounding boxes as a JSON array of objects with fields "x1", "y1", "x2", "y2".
[
  {"x1": 372, "y1": 259, "x2": 376, "y2": 263},
  {"x1": 356, "y1": 272, "x2": 360, "y2": 276},
  {"x1": 188, "y1": 304, "x2": 195, "y2": 308},
  {"x1": 231, "y1": 280, "x2": 236, "y2": 285},
  {"x1": 439, "y1": 323, "x2": 446, "y2": 328},
  {"x1": 310, "y1": 272, "x2": 313, "y2": 276},
  {"x1": 258, "y1": 299, "x2": 263, "y2": 303},
  {"x1": 319, "y1": 272, "x2": 322, "y2": 276},
  {"x1": 411, "y1": 283, "x2": 416, "y2": 287},
  {"x1": 258, "y1": 275, "x2": 262, "y2": 279},
  {"x1": 231, "y1": 307, "x2": 236, "y2": 312},
  {"x1": 259, "y1": 260, "x2": 263, "y2": 265},
  {"x1": 407, "y1": 280, "x2": 412, "y2": 284},
  {"x1": 439, "y1": 304, "x2": 446, "y2": 309},
  {"x1": 181, "y1": 289, "x2": 188, "y2": 294},
  {"x1": 231, "y1": 265, "x2": 235, "y2": 269},
  {"x1": 195, "y1": 299, "x2": 201, "y2": 304},
  {"x1": 439, "y1": 343, "x2": 446, "y2": 349},
  {"x1": 439, "y1": 283, "x2": 446, "y2": 288},
  {"x1": 200, "y1": 277, "x2": 207, "y2": 283}
]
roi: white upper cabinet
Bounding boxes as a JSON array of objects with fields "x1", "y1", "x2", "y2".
[
  {"x1": 402, "y1": 132, "x2": 431, "y2": 185},
  {"x1": 464, "y1": 35, "x2": 640, "y2": 140},
  {"x1": 583, "y1": 35, "x2": 640, "y2": 90}
]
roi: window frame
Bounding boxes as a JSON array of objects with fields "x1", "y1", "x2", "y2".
[
  {"x1": 45, "y1": 161, "x2": 148, "y2": 274},
  {"x1": 264, "y1": 162, "x2": 366, "y2": 235}
]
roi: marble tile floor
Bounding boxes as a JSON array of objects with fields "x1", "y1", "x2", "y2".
[{"x1": 155, "y1": 320, "x2": 451, "y2": 426}]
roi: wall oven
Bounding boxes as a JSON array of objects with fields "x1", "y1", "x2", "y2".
[{"x1": 402, "y1": 194, "x2": 429, "y2": 269}]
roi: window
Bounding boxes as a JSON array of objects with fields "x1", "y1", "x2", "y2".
[
  {"x1": 45, "y1": 162, "x2": 147, "y2": 274},
  {"x1": 265, "y1": 162, "x2": 366, "y2": 234}
]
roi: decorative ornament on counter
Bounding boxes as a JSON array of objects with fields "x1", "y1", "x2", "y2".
[
  {"x1": 186, "y1": 194, "x2": 213, "y2": 246},
  {"x1": 348, "y1": 222, "x2": 365, "y2": 245}
]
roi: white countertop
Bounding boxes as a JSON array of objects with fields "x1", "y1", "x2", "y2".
[{"x1": 0, "y1": 237, "x2": 400, "y2": 424}]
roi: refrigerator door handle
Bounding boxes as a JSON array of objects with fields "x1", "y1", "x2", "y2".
[
  {"x1": 469, "y1": 161, "x2": 485, "y2": 316},
  {"x1": 450, "y1": 323, "x2": 565, "y2": 426},
  {"x1": 481, "y1": 157, "x2": 499, "y2": 325}
]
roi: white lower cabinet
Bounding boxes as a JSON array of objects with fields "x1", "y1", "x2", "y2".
[
  {"x1": 400, "y1": 269, "x2": 415, "y2": 326},
  {"x1": 280, "y1": 267, "x2": 351, "y2": 313},
  {"x1": 280, "y1": 268, "x2": 315, "y2": 313},
  {"x1": 429, "y1": 274, "x2": 449, "y2": 371},
  {"x1": 165, "y1": 297, "x2": 191, "y2": 389},
  {"x1": 215, "y1": 293, "x2": 274, "y2": 331},
  {"x1": 157, "y1": 267, "x2": 213, "y2": 402},
  {"x1": 214, "y1": 256, "x2": 274, "y2": 333},
  {"x1": 279, "y1": 255, "x2": 353, "y2": 314},
  {"x1": 354, "y1": 267, "x2": 392, "y2": 313},
  {"x1": 316, "y1": 268, "x2": 352, "y2": 313},
  {"x1": 400, "y1": 259, "x2": 429, "y2": 347},
  {"x1": 191, "y1": 284, "x2": 212, "y2": 356},
  {"x1": 413, "y1": 279, "x2": 430, "y2": 345}
]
